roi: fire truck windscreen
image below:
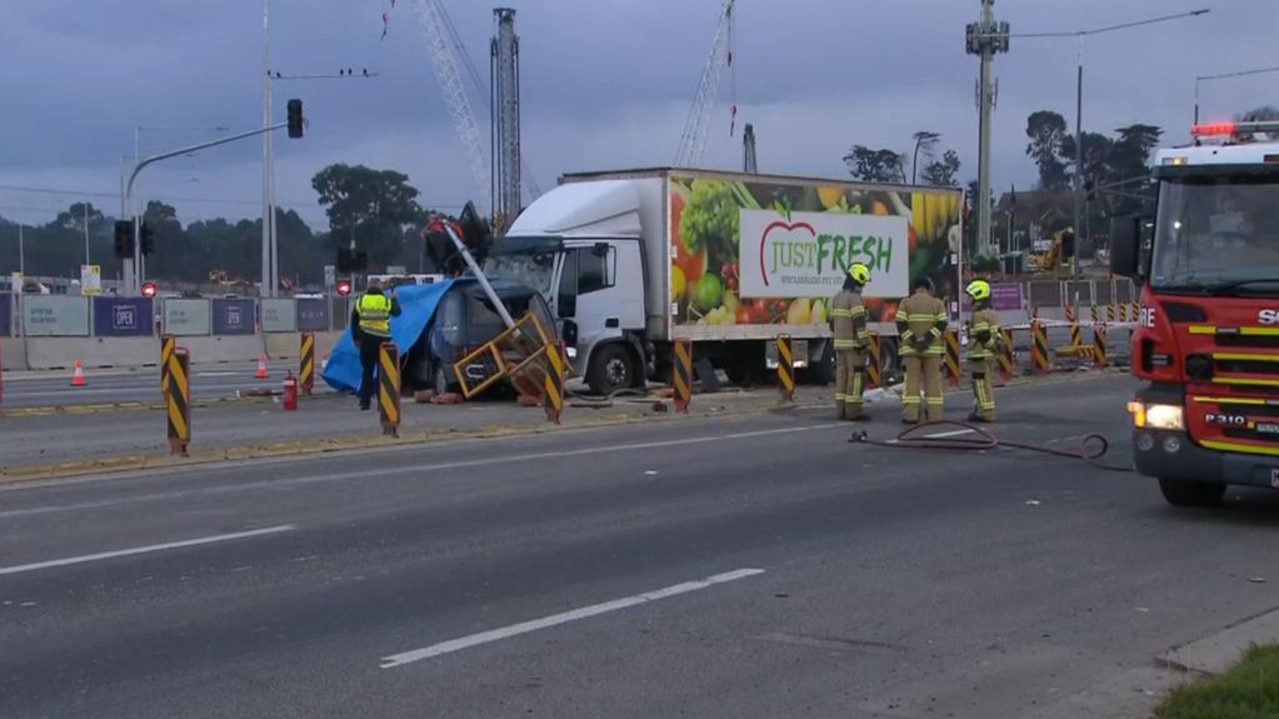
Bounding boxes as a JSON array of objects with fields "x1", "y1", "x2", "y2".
[{"x1": 1149, "y1": 175, "x2": 1279, "y2": 292}]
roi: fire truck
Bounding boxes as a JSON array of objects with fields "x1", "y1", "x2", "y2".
[{"x1": 1111, "y1": 119, "x2": 1279, "y2": 507}]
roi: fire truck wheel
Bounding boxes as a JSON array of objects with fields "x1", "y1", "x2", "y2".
[{"x1": 1158, "y1": 477, "x2": 1226, "y2": 508}]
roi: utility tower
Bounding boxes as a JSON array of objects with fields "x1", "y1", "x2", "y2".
[
  {"x1": 742, "y1": 123, "x2": 757, "y2": 173},
  {"x1": 491, "y1": 7, "x2": 521, "y2": 232},
  {"x1": 965, "y1": 1, "x2": 1009, "y2": 260}
]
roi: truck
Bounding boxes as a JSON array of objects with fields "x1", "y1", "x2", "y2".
[
  {"x1": 489, "y1": 167, "x2": 965, "y2": 395},
  {"x1": 1110, "y1": 119, "x2": 1279, "y2": 507}
]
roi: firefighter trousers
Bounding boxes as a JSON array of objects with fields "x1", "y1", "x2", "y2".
[
  {"x1": 835, "y1": 349, "x2": 867, "y2": 419},
  {"x1": 902, "y1": 354, "x2": 944, "y2": 423},
  {"x1": 969, "y1": 358, "x2": 995, "y2": 421}
]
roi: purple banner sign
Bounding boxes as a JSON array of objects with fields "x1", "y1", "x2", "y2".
[
  {"x1": 211, "y1": 298, "x2": 256, "y2": 335},
  {"x1": 0, "y1": 294, "x2": 10, "y2": 336},
  {"x1": 93, "y1": 297, "x2": 153, "y2": 337},
  {"x1": 296, "y1": 297, "x2": 330, "y2": 332}
]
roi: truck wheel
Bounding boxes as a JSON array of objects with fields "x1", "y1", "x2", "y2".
[
  {"x1": 1158, "y1": 477, "x2": 1226, "y2": 508},
  {"x1": 434, "y1": 362, "x2": 459, "y2": 396},
  {"x1": 805, "y1": 342, "x2": 835, "y2": 386},
  {"x1": 586, "y1": 344, "x2": 634, "y2": 396}
]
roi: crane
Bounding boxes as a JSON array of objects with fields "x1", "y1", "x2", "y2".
[
  {"x1": 674, "y1": 0, "x2": 737, "y2": 168},
  {"x1": 408, "y1": 0, "x2": 540, "y2": 219}
]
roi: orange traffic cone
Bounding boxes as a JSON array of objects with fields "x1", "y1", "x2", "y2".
[
  {"x1": 255, "y1": 354, "x2": 268, "y2": 379},
  {"x1": 70, "y1": 360, "x2": 87, "y2": 387}
]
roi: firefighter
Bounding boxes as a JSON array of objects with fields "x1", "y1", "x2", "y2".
[
  {"x1": 896, "y1": 276, "x2": 947, "y2": 424},
  {"x1": 831, "y1": 262, "x2": 872, "y2": 420},
  {"x1": 349, "y1": 279, "x2": 402, "y2": 411},
  {"x1": 964, "y1": 279, "x2": 1000, "y2": 422}
]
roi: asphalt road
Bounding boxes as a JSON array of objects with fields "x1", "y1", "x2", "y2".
[
  {"x1": 7, "y1": 374, "x2": 1279, "y2": 718},
  {"x1": 0, "y1": 359, "x2": 318, "y2": 409}
]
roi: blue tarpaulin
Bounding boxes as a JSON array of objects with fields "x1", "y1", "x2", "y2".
[{"x1": 322, "y1": 280, "x2": 457, "y2": 393}]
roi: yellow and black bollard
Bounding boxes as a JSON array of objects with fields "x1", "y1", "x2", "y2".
[
  {"x1": 1106, "y1": 302, "x2": 1116, "y2": 325},
  {"x1": 160, "y1": 333, "x2": 175, "y2": 400},
  {"x1": 775, "y1": 334, "x2": 795, "y2": 403},
  {"x1": 1089, "y1": 304, "x2": 1100, "y2": 324},
  {"x1": 866, "y1": 331, "x2": 883, "y2": 389},
  {"x1": 672, "y1": 339, "x2": 693, "y2": 414},
  {"x1": 378, "y1": 341, "x2": 401, "y2": 437},
  {"x1": 944, "y1": 328, "x2": 961, "y2": 387},
  {"x1": 166, "y1": 347, "x2": 191, "y2": 456},
  {"x1": 299, "y1": 332, "x2": 315, "y2": 395},
  {"x1": 1093, "y1": 325, "x2": 1108, "y2": 369},
  {"x1": 543, "y1": 340, "x2": 566, "y2": 423},
  {"x1": 1065, "y1": 304, "x2": 1081, "y2": 349},
  {"x1": 1031, "y1": 320, "x2": 1051, "y2": 375},
  {"x1": 997, "y1": 328, "x2": 1014, "y2": 381}
]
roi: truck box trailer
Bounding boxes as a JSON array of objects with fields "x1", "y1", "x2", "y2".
[{"x1": 493, "y1": 167, "x2": 964, "y2": 395}]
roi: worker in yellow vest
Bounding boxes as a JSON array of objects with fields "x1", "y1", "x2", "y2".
[
  {"x1": 350, "y1": 279, "x2": 402, "y2": 410},
  {"x1": 964, "y1": 279, "x2": 1001, "y2": 422},
  {"x1": 896, "y1": 276, "x2": 947, "y2": 424},
  {"x1": 830, "y1": 262, "x2": 872, "y2": 420}
]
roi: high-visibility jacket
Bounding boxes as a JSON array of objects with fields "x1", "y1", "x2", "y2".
[
  {"x1": 831, "y1": 288, "x2": 868, "y2": 351},
  {"x1": 896, "y1": 289, "x2": 947, "y2": 357},
  {"x1": 356, "y1": 293, "x2": 393, "y2": 337},
  {"x1": 966, "y1": 306, "x2": 1001, "y2": 361}
]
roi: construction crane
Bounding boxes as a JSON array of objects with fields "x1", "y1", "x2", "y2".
[
  {"x1": 408, "y1": 0, "x2": 540, "y2": 220},
  {"x1": 742, "y1": 122, "x2": 757, "y2": 173},
  {"x1": 674, "y1": 0, "x2": 736, "y2": 168}
]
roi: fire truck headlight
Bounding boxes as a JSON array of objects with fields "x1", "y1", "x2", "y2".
[{"x1": 1128, "y1": 401, "x2": 1184, "y2": 431}]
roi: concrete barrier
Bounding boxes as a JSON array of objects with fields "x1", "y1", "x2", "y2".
[
  {"x1": 180, "y1": 335, "x2": 267, "y2": 365},
  {"x1": 265, "y1": 331, "x2": 343, "y2": 360},
  {"x1": 1, "y1": 338, "x2": 28, "y2": 372},
  {"x1": 26, "y1": 337, "x2": 163, "y2": 370}
]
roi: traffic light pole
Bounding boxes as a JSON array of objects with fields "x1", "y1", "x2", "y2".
[{"x1": 122, "y1": 118, "x2": 296, "y2": 296}]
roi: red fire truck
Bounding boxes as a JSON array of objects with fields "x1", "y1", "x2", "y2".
[{"x1": 1111, "y1": 119, "x2": 1279, "y2": 507}]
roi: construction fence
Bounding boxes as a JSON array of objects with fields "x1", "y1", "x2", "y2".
[{"x1": 0, "y1": 294, "x2": 350, "y2": 338}]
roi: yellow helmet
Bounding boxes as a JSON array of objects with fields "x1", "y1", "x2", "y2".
[
  {"x1": 847, "y1": 262, "x2": 871, "y2": 285},
  {"x1": 965, "y1": 279, "x2": 991, "y2": 302}
]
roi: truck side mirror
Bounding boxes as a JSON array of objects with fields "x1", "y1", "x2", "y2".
[{"x1": 1109, "y1": 214, "x2": 1142, "y2": 281}]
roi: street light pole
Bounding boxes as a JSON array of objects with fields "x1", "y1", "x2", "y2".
[
  {"x1": 262, "y1": 0, "x2": 276, "y2": 299},
  {"x1": 1195, "y1": 65, "x2": 1279, "y2": 125}
]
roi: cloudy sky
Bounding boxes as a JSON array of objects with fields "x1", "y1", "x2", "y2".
[{"x1": 1, "y1": 0, "x2": 1275, "y2": 231}]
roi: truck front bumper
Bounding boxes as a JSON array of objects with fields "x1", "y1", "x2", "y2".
[{"x1": 1133, "y1": 428, "x2": 1279, "y2": 489}]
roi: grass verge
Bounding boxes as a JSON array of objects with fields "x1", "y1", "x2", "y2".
[{"x1": 1155, "y1": 644, "x2": 1279, "y2": 719}]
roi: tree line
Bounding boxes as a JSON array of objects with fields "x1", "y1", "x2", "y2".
[
  {"x1": 0, "y1": 163, "x2": 450, "y2": 286},
  {"x1": 843, "y1": 104, "x2": 1278, "y2": 255}
]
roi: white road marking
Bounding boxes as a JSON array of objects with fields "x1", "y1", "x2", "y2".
[
  {"x1": 195, "y1": 372, "x2": 238, "y2": 377},
  {"x1": 0, "y1": 424, "x2": 844, "y2": 518},
  {"x1": 922, "y1": 428, "x2": 977, "y2": 439},
  {"x1": 379, "y1": 568, "x2": 766, "y2": 669},
  {"x1": 0, "y1": 524, "x2": 296, "y2": 576}
]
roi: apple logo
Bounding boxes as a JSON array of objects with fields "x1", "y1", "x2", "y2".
[{"x1": 759, "y1": 219, "x2": 817, "y2": 287}]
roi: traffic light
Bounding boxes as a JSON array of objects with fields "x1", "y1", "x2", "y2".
[
  {"x1": 287, "y1": 99, "x2": 304, "y2": 139},
  {"x1": 354, "y1": 249, "x2": 368, "y2": 272},
  {"x1": 141, "y1": 281, "x2": 158, "y2": 299},
  {"x1": 140, "y1": 221, "x2": 156, "y2": 255},
  {"x1": 336, "y1": 247, "x2": 368, "y2": 274},
  {"x1": 335, "y1": 279, "x2": 352, "y2": 297},
  {"x1": 113, "y1": 220, "x2": 134, "y2": 259}
]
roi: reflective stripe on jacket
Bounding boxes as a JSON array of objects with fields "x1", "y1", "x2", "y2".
[
  {"x1": 966, "y1": 307, "x2": 1001, "y2": 361},
  {"x1": 356, "y1": 293, "x2": 392, "y2": 337},
  {"x1": 895, "y1": 290, "x2": 947, "y2": 356},
  {"x1": 831, "y1": 289, "x2": 868, "y2": 350}
]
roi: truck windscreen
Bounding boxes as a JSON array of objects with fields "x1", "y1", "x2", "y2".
[
  {"x1": 1150, "y1": 175, "x2": 1279, "y2": 293},
  {"x1": 485, "y1": 252, "x2": 556, "y2": 296}
]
